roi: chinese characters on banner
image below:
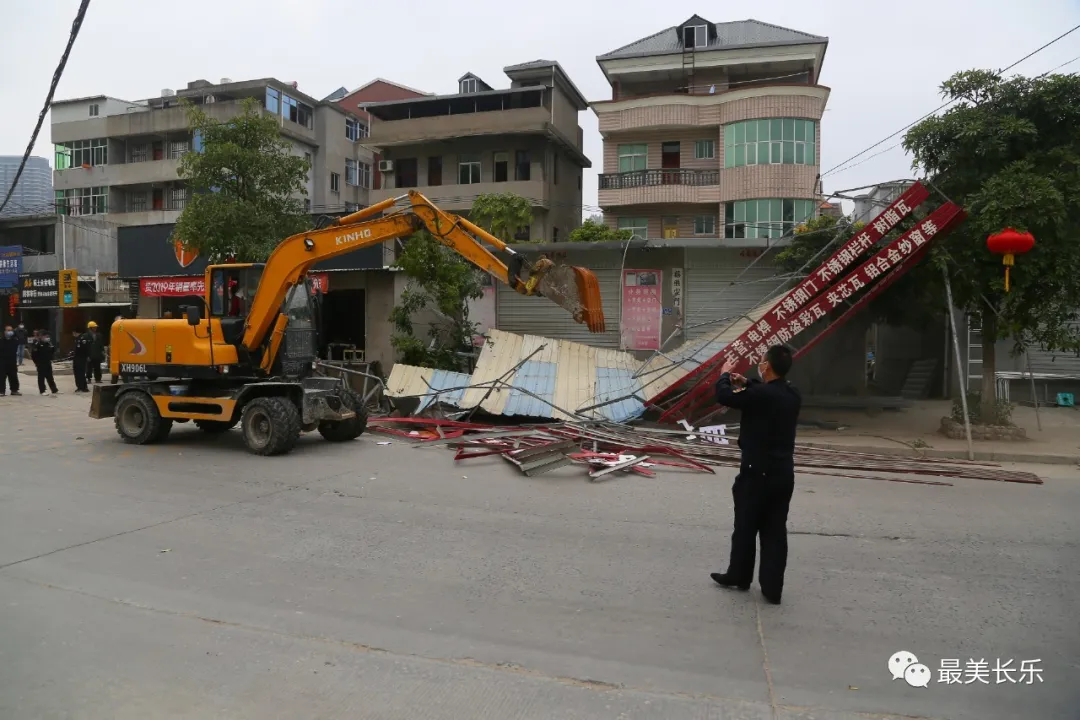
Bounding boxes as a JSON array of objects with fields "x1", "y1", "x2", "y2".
[
  {"x1": 671, "y1": 268, "x2": 683, "y2": 316},
  {"x1": 621, "y1": 269, "x2": 663, "y2": 350},
  {"x1": 140, "y1": 273, "x2": 329, "y2": 297},
  {"x1": 0, "y1": 245, "x2": 22, "y2": 291}
]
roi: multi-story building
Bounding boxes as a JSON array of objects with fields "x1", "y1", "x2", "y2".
[
  {"x1": 0, "y1": 156, "x2": 52, "y2": 217},
  {"x1": 50, "y1": 77, "x2": 375, "y2": 226},
  {"x1": 593, "y1": 15, "x2": 829, "y2": 245},
  {"x1": 363, "y1": 61, "x2": 592, "y2": 243}
]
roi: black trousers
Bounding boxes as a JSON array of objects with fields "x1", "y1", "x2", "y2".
[
  {"x1": 73, "y1": 354, "x2": 89, "y2": 391},
  {"x1": 725, "y1": 463, "x2": 795, "y2": 599},
  {"x1": 87, "y1": 359, "x2": 102, "y2": 383},
  {"x1": 36, "y1": 362, "x2": 58, "y2": 393},
  {"x1": 1, "y1": 362, "x2": 19, "y2": 394}
]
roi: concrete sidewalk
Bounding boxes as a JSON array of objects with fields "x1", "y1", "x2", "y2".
[{"x1": 798, "y1": 400, "x2": 1080, "y2": 465}]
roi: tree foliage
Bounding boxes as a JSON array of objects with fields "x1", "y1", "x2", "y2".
[
  {"x1": 567, "y1": 218, "x2": 633, "y2": 243},
  {"x1": 903, "y1": 69, "x2": 1080, "y2": 410},
  {"x1": 174, "y1": 98, "x2": 311, "y2": 262},
  {"x1": 468, "y1": 192, "x2": 534, "y2": 242},
  {"x1": 389, "y1": 231, "x2": 485, "y2": 371}
]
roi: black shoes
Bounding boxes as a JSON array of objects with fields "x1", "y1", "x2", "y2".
[
  {"x1": 710, "y1": 573, "x2": 750, "y2": 591},
  {"x1": 711, "y1": 573, "x2": 782, "y2": 604}
]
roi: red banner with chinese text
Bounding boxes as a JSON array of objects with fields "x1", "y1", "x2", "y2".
[
  {"x1": 621, "y1": 269, "x2": 663, "y2": 350},
  {"x1": 651, "y1": 182, "x2": 930, "y2": 407}
]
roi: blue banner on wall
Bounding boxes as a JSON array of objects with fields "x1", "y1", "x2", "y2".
[{"x1": 0, "y1": 246, "x2": 22, "y2": 290}]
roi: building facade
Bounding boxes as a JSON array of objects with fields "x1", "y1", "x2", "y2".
[
  {"x1": 50, "y1": 77, "x2": 376, "y2": 225},
  {"x1": 0, "y1": 156, "x2": 53, "y2": 218},
  {"x1": 592, "y1": 16, "x2": 829, "y2": 246},
  {"x1": 363, "y1": 61, "x2": 592, "y2": 243}
]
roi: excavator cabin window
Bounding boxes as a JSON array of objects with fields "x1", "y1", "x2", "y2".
[{"x1": 209, "y1": 266, "x2": 263, "y2": 318}]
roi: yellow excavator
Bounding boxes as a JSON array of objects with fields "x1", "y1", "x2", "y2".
[{"x1": 90, "y1": 191, "x2": 605, "y2": 455}]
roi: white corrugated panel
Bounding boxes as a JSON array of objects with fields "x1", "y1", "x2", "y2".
[
  {"x1": 497, "y1": 268, "x2": 622, "y2": 348},
  {"x1": 684, "y1": 249, "x2": 789, "y2": 341}
]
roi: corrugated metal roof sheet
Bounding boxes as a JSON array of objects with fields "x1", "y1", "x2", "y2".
[
  {"x1": 598, "y1": 19, "x2": 827, "y2": 61},
  {"x1": 385, "y1": 365, "x2": 472, "y2": 412}
]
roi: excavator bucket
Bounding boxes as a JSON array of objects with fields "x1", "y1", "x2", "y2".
[{"x1": 535, "y1": 264, "x2": 606, "y2": 333}]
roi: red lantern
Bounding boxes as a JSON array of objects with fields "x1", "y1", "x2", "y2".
[{"x1": 986, "y1": 228, "x2": 1034, "y2": 293}]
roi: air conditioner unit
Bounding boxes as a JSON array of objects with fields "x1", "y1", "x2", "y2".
[{"x1": 378, "y1": 160, "x2": 394, "y2": 173}]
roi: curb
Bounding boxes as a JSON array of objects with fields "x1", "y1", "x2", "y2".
[{"x1": 799, "y1": 440, "x2": 1080, "y2": 466}]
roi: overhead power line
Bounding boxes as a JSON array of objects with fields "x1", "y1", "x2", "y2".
[
  {"x1": 0, "y1": 0, "x2": 92, "y2": 216},
  {"x1": 820, "y1": 23, "x2": 1080, "y2": 180}
]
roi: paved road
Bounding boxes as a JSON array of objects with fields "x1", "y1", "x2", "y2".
[{"x1": 1, "y1": 387, "x2": 1078, "y2": 719}]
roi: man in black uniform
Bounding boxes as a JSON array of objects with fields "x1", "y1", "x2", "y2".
[
  {"x1": 710, "y1": 344, "x2": 801, "y2": 605},
  {"x1": 73, "y1": 328, "x2": 92, "y2": 393},
  {"x1": 0, "y1": 325, "x2": 21, "y2": 396},
  {"x1": 30, "y1": 330, "x2": 60, "y2": 395},
  {"x1": 86, "y1": 321, "x2": 105, "y2": 383}
]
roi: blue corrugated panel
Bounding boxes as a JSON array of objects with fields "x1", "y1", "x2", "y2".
[
  {"x1": 594, "y1": 367, "x2": 645, "y2": 422},
  {"x1": 674, "y1": 339, "x2": 728, "y2": 372},
  {"x1": 503, "y1": 360, "x2": 558, "y2": 417},
  {"x1": 417, "y1": 368, "x2": 472, "y2": 411}
]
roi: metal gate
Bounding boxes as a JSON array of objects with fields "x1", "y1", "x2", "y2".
[
  {"x1": 496, "y1": 268, "x2": 622, "y2": 347},
  {"x1": 683, "y1": 249, "x2": 784, "y2": 341},
  {"x1": 1026, "y1": 320, "x2": 1080, "y2": 376}
]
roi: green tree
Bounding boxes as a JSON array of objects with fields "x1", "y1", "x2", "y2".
[
  {"x1": 174, "y1": 98, "x2": 311, "y2": 262},
  {"x1": 903, "y1": 69, "x2": 1080, "y2": 415},
  {"x1": 468, "y1": 192, "x2": 534, "y2": 242},
  {"x1": 567, "y1": 218, "x2": 632, "y2": 243},
  {"x1": 389, "y1": 230, "x2": 485, "y2": 371}
]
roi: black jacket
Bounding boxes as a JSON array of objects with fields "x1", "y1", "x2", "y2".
[
  {"x1": 14, "y1": 326, "x2": 28, "y2": 344},
  {"x1": 716, "y1": 373, "x2": 802, "y2": 472},
  {"x1": 74, "y1": 331, "x2": 93, "y2": 357},
  {"x1": 89, "y1": 331, "x2": 105, "y2": 362},
  {"x1": 30, "y1": 338, "x2": 56, "y2": 365},
  {"x1": 0, "y1": 335, "x2": 18, "y2": 365}
]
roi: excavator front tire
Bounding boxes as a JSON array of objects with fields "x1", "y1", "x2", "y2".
[
  {"x1": 115, "y1": 390, "x2": 171, "y2": 445},
  {"x1": 318, "y1": 389, "x2": 368, "y2": 443},
  {"x1": 241, "y1": 396, "x2": 301, "y2": 456}
]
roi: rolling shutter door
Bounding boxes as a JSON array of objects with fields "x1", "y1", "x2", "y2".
[
  {"x1": 497, "y1": 265, "x2": 622, "y2": 347},
  {"x1": 684, "y1": 249, "x2": 786, "y2": 341},
  {"x1": 1026, "y1": 321, "x2": 1080, "y2": 376}
]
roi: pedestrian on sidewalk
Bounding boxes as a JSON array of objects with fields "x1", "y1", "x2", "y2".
[
  {"x1": 30, "y1": 330, "x2": 59, "y2": 395},
  {"x1": 14, "y1": 322, "x2": 28, "y2": 366},
  {"x1": 73, "y1": 328, "x2": 91, "y2": 393},
  {"x1": 1, "y1": 325, "x2": 22, "y2": 396},
  {"x1": 710, "y1": 345, "x2": 801, "y2": 605},
  {"x1": 86, "y1": 321, "x2": 104, "y2": 384}
]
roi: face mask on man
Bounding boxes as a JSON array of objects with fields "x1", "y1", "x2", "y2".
[{"x1": 3, "y1": 331, "x2": 12, "y2": 339}]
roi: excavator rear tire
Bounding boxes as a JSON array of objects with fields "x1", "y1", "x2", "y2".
[
  {"x1": 241, "y1": 396, "x2": 301, "y2": 456},
  {"x1": 317, "y1": 390, "x2": 367, "y2": 442},
  {"x1": 194, "y1": 419, "x2": 238, "y2": 434},
  {"x1": 115, "y1": 390, "x2": 168, "y2": 445}
]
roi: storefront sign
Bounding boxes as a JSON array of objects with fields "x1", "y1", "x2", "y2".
[
  {"x1": 141, "y1": 273, "x2": 329, "y2": 297},
  {"x1": 19, "y1": 272, "x2": 59, "y2": 307},
  {"x1": 141, "y1": 277, "x2": 206, "y2": 297},
  {"x1": 670, "y1": 268, "x2": 683, "y2": 315},
  {"x1": 621, "y1": 269, "x2": 663, "y2": 350},
  {"x1": 59, "y1": 269, "x2": 79, "y2": 307},
  {"x1": 0, "y1": 246, "x2": 21, "y2": 290}
]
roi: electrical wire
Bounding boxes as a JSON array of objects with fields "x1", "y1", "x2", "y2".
[
  {"x1": 0, "y1": 0, "x2": 91, "y2": 216},
  {"x1": 820, "y1": 23, "x2": 1080, "y2": 180}
]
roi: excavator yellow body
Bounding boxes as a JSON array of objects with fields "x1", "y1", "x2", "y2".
[{"x1": 90, "y1": 191, "x2": 605, "y2": 455}]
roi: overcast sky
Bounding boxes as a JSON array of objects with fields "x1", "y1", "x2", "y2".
[{"x1": 2, "y1": 0, "x2": 1078, "y2": 216}]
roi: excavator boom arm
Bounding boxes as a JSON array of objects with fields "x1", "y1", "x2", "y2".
[{"x1": 240, "y1": 191, "x2": 604, "y2": 351}]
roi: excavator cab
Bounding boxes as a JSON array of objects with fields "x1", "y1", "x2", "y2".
[{"x1": 208, "y1": 264, "x2": 263, "y2": 347}]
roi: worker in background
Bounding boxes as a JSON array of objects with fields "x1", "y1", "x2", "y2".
[
  {"x1": 710, "y1": 345, "x2": 801, "y2": 605},
  {"x1": 86, "y1": 321, "x2": 105, "y2": 384},
  {"x1": 72, "y1": 328, "x2": 91, "y2": 393},
  {"x1": 30, "y1": 329, "x2": 59, "y2": 395},
  {"x1": 1, "y1": 325, "x2": 22, "y2": 396},
  {"x1": 14, "y1": 322, "x2": 28, "y2": 366}
]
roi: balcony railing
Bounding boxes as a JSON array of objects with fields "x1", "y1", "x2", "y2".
[{"x1": 598, "y1": 169, "x2": 719, "y2": 190}]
